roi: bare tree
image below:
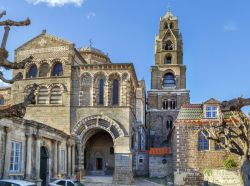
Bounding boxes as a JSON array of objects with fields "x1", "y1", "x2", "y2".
[
  {"x1": 207, "y1": 97, "x2": 250, "y2": 186},
  {"x1": 0, "y1": 10, "x2": 37, "y2": 119}
]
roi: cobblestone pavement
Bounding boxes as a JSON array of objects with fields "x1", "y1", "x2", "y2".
[{"x1": 83, "y1": 176, "x2": 164, "y2": 186}]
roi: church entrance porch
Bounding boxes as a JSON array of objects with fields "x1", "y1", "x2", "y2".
[
  {"x1": 84, "y1": 130, "x2": 114, "y2": 176},
  {"x1": 73, "y1": 114, "x2": 133, "y2": 185}
]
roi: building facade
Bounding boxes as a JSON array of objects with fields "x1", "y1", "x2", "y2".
[
  {"x1": 0, "y1": 30, "x2": 146, "y2": 185},
  {"x1": 173, "y1": 99, "x2": 242, "y2": 186}
]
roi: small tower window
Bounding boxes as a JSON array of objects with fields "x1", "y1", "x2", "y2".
[
  {"x1": 170, "y1": 100, "x2": 176, "y2": 110},
  {"x1": 52, "y1": 63, "x2": 63, "y2": 76},
  {"x1": 165, "y1": 55, "x2": 172, "y2": 64},
  {"x1": 163, "y1": 73, "x2": 176, "y2": 88},
  {"x1": 162, "y1": 99, "x2": 168, "y2": 110},
  {"x1": 27, "y1": 64, "x2": 37, "y2": 78},
  {"x1": 164, "y1": 22, "x2": 168, "y2": 29},
  {"x1": 166, "y1": 116, "x2": 173, "y2": 129},
  {"x1": 170, "y1": 22, "x2": 174, "y2": 29},
  {"x1": 164, "y1": 40, "x2": 174, "y2": 50}
]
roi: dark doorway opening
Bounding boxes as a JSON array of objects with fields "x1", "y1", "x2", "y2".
[
  {"x1": 96, "y1": 158, "x2": 103, "y2": 170},
  {"x1": 40, "y1": 146, "x2": 48, "y2": 186}
]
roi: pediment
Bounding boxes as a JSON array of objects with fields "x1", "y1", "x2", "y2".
[
  {"x1": 16, "y1": 32, "x2": 73, "y2": 52},
  {"x1": 203, "y1": 98, "x2": 221, "y2": 105}
]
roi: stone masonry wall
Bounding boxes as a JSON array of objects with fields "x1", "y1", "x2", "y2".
[
  {"x1": 149, "y1": 155, "x2": 172, "y2": 178},
  {"x1": 173, "y1": 124, "x2": 240, "y2": 186},
  {"x1": 204, "y1": 169, "x2": 242, "y2": 186}
]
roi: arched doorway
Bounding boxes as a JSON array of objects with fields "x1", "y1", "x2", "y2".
[
  {"x1": 84, "y1": 129, "x2": 115, "y2": 176},
  {"x1": 40, "y1": 146, "x2": 49, "y2": 186}
]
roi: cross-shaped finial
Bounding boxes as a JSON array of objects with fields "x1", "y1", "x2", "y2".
[{"x1": 89, "y1": 39, "x2": 93, "y2": 47}]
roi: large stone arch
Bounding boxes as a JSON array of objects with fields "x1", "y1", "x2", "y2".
[
  {"x1": 73, "y1": 115, "x2": 132, "y2": 184},
  {"x1": 73, "y1": 115, "x2": 127, "y2": 143}
]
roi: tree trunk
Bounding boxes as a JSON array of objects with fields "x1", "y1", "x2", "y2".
[{"x1": 240, "y1": 157, "x2": 250, "y2": 186}]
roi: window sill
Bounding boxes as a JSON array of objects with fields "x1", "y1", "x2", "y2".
[
  {"x1": 28, "y1": 104, "x2": 64, "y2": 107},
  {"x1": 9, "y1": 172, "x2": 24, "y2": 176}
]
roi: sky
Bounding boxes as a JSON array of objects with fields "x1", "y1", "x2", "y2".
[{"x1": 0, "y1": 0, "x2": 250, "y2": 112}]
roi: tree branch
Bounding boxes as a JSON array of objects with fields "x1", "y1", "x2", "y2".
[
  {"x1": 0, "y1": 18, "x2": 30, "y2": 27},
  {"x1": 0, "y1": 71, "x2": 23, "y2": 84}
]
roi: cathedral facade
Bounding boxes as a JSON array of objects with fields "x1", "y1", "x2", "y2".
[{"x1": 0, "y1": 30, "x2": 146, "y2": 185}]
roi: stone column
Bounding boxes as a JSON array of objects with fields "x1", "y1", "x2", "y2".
[
  {"x1": 35, "y1": 133, "x2": 41, "y2": 180},
  {"x1": 3, "y1": 127, "x2": 12, "y2": 179},
  {"x1": 67, "y1": 143, "x2": 72, "y2": 177},
  {"x1": 25, "y1": 132, "x2": 33, "y2": 179},
  {"x1": 72, "y1": 144, "x2": 75, "y2": 177},
  {"x1": 57, "y1": 141, "x2": 61, "y2": 178},
  {"x1": 53, "y1": 140, "x2": 58, "y2": 178},
  {"x1": 76, "y1": 141, "x2": 85, "y2": 177}
]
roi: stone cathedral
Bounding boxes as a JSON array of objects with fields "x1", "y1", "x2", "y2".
[{"x1": 0, "y1": 8, "x2": 243, "y2": 186}]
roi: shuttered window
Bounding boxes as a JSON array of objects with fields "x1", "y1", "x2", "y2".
[
  {"x1": 38, "y1": 86, "x2": 49, "y2": 104},
  {"x1": 50, "y1": 86, "x2": 62, "y2": 104}
]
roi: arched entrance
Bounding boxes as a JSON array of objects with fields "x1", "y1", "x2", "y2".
[
  {"x1": 40, "y1": 146, "x2": 49, "y2": 186},
  {"x1": 85, "y1": 129, "x2": 114, "y2": 175}
]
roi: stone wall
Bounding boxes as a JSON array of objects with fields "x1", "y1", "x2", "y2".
[
  {"x1": 135, "y1": 152, "x2": 149, "y2": 176},
  {"x1": 204, "y1": 169, "x2": 242, "y2": 186},
  {"x1": 173, "y1": 124, "x2": 240, "y2": 186},
  {"x1": 0, "y1": 87, "x2": 11, "y2": 105},
  {"x1": 149, "y1": 155, "x2": 172, "y2": 178},
  {"x1": 113, "y1": 153, "x2": 133, "y2": 185}
]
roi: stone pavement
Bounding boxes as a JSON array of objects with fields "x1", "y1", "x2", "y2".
[{"x1": 82, "y1": 176, "x2": 164, "y2": 186}]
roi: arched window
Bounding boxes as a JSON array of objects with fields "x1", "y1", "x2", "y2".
[
  {"x1": 52, "y1": 63, "x2": 63, "y2": 77},
  {"x1": 162, "y1": 99, "x2": 168, "y2": 110},
  {"x1": 164, "y1": 40, "x2": 174, "y2": 50},
  {"x1": 165, "y1": 55, "x2": 172, "y2": 64},
  {"x1": 164, "y1": 22, "x2": 168, "y2": 29},
  {"x1": 163, "y1": 73, "x2": 176, "y2": 88},
  {"x1": 38, "y1": 86, "x2": 49, "y2": 104},
  {"x1": 39, "y1": 63, "x2": 49, "y2": 77},
  {"x1": 50, "y1": 86, "x2": 62, "y2": 104},
  {"x1": 0, "y1": 97, "x2": 4, "y2": 105},
  {"x1": 170, "y1": 22, "x2": 174, "y2": 29},
  {"x1": 82, "y1": 76, "x2": 91, "y2": 106},
  {"x1": 166, "y1": 116, "x2": 173, "y2": 129},
  {"x1": 170, "y1": 99, "x2": 176, "y2": 109},
  {"x1": 27, "y1": 64, "x2": 37, "y2": 78},
  {"x1": 198, "y1": 131, "x2": 209, "y2": 151},
  {"x1": 99, "y1": 79, "x2": 104, "y2": 105},
  {"x1": 113, "y1": 79, "x2": 119, "y2": 105}
]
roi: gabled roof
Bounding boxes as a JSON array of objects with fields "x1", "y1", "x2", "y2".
[
  {"x1": 203, "y1": 98, "x2": 221, "y2": 105},
  {"x1": 15, "y1": 31, "x2": 74, "y2": 51}
]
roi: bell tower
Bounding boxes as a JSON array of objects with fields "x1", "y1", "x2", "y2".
[{"x1": 147, "y1": 9, "x2": 190, "y2": 147}]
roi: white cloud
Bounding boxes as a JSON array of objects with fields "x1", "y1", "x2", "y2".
[
  {"x1": 87, "y1": 12, "x2": 96, "y2": 19},
  {"x1": 223, "y1": 22, "x2": 237, "y2": 32},
  {"x1": 26, "y1": 0, "x2": 84, "y2": 7}
]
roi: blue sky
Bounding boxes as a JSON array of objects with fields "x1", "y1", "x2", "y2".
[{"x1": 0, "y1": 0, "x2": 250, "y2": 110}]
